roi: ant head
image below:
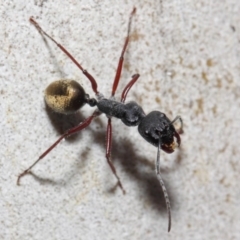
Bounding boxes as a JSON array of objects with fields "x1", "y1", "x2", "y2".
[
  {"x1": 45, "y1": 80, "x2": 87, "y2": 114},
  {"x1": 138, "y1": 111, "x2": 179, "y2": 153}
]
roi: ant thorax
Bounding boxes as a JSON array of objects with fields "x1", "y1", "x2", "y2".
[{"x1": 97, "y1": 98, "x2": 145, "y2": 126}]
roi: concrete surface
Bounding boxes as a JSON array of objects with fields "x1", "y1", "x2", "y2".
[{"x1": 0, "y1": 0, "x2": 240, "y2": 239}]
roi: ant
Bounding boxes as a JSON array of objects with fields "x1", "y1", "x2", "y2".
[{"x1": 17, "y1": 8, "x2": 183, "y2": 232}]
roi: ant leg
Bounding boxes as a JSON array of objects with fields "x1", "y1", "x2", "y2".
[
  {"x1": 17, "y1": 110, "x2": 101, "y2": 186},
  {"x1": 121, "y1": 74, "x2": 140, "y2": 103},
  {"x1": 105, "y1": 118, "x2": 126, "y2": 194},
  {"x1": 171, "y1": 116, "x2": 183, "y2": 146},
  {"x1": 171, "y1": 115, "x2": 183, "y2": 133},
  {"x1": 156, "y1": 137, "x2": 172, "y2": 232},
  {"x1": 111, "y1": 7, "x2": 136, "y2": 96},
  {"x1": 29, "y1": 17, "x2": 99, "y2": 94},
  {"x1": 174, "y1": 131, "x2": 181, "y2": 147}
]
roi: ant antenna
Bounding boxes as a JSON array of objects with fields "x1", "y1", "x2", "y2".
[{"x1": 156, "y1": 136, "x2": 171, "y2": 232}]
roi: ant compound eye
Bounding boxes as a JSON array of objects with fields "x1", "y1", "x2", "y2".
[{"x1": 45, "y1": 80, "x2": 87, "y2": 114}]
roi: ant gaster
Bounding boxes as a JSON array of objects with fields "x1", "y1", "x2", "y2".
[{"x1": 17, "y1": 8, "x2": 183, "y2": 232}]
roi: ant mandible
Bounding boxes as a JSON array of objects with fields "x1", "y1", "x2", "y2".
[{"x1": 17, "y1": 8, "x2": 183, "y2": 232}]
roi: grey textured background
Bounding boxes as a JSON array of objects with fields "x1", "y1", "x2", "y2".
[{"x1": 0, "y1": 0, "x2": 240, "y2": 239}]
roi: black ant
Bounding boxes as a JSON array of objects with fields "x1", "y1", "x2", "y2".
[{"x1": 17, "y1": 8, "x2": 183, "y2": 232}]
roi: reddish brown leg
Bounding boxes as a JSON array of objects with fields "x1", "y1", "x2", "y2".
[
  {"x1": 105, "y1": 118, "x2": 126, "y2": 194},
  {"x1": 29, "y1": 17, "x2": 99, "y2": 94},
  {"x1": 121, "y1": 74, "x2": 140, "y2": 103},
  {"x1": 17, "y1": 111, "x2": 101, "y2": 185},
  {"x1": 171, "y1": 115, "x2": 183, "y2": 139},
  {"x1": 111, "y1": 7, "x2": 136, "y2": 96},
  {"x1": 174, "y1": 132, "x2": 181, "y2": 147}
]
